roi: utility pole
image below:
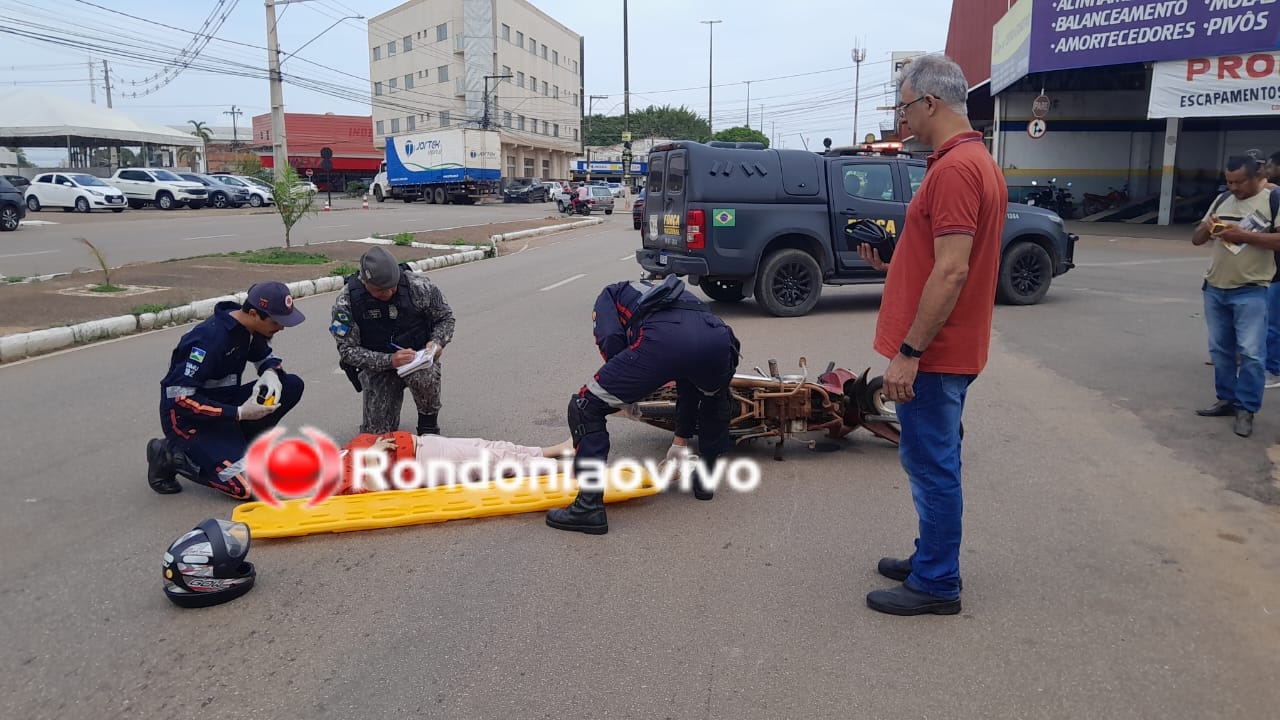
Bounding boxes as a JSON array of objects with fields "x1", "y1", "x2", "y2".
[
  {"x1": 482, "y1": 75, "x2": 513, "y2": 130},
  {"x1": 265, "y1": 0, "x2": 289, "y2": 180},
  {"x1": 89, "y1": 60, "x2": 96, "y2": 104},
  {"x1": 103, "y1": 60, "x2": 113, "y2": 108},
  {"x1": 103, "y1": 59, "x2": 116, "y2": 169},
  {"x1": 224, "y1": 105, "x2": 243, "y2": 149},
  {"x1": 759, "y1": 104, "x2": 764, "y2": 135},
  {"x1": 852, "y1": 45, "x2": 867, "y2": 146},
  {"x1": 700, "y1": 20, "x2": 721, "y2": 137},
  {"x1": 745, "y1": 80, "x2": 750, "y2": 127},
  {"x1": 623, "y1": 0, "x2": 630, "y2": 136}
]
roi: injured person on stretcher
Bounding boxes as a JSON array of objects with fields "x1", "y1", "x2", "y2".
[{"x1": 335, "y1": 431, "x2": 576, "y2": 494}]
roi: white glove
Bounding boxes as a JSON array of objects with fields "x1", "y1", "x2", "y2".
[
  {"x1": 237, "y1": 397, "x2": 278, "y2": 421},
  {"x1": 665, "y1": 443, "x2": 691, "y2": 463},
  {"x1": 255, "y1": 369, "x2": 283, "y2": 407}
]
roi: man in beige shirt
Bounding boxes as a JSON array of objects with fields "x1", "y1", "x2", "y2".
[{"x1": 1192, "y1": 156, "x2": 1280, "y2": 437}]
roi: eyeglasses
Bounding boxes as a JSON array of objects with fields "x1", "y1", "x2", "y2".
[{"x1": 896, "y1": 95, "x2": 928, "y2": 118}]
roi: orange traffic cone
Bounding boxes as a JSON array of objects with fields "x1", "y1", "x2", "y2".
[
  {"x1": 323, "y1": 200, "x2": 330, "y2": 212},
  {"x1": 362, "y1": 194, "x2": 369, "y2": 210}
]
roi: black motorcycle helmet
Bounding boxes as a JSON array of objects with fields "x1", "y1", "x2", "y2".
[
  {"x1": 162, "y1": 518, "x2": 256, "y2": 608},
  {"x1": 845, "y1": 219, "x2": 896, "y2": 264}
]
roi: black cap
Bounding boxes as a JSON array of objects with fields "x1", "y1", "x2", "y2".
[
  {"x1": 245, "y1": 281, "x2": 305, "y2": 327},
  {"x1": 359, "y1": 246, "x2": 402, "y2": 289}
]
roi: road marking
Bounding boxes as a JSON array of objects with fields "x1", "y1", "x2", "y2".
[
  {"x1": 181, "y1": 234, "x2": 236, "y2": 241},
  {"x1": 0, "y1": 250, "x2": 59, "y2": 259},
  {"x1": 18, "y1": 220, "x2": 58, "y2": 226},
  {"x1": 540, "y1": 273, "x2": 586, "y2": 292},
  {"x1": 315, "y1": 224, "x2": 350, "y2": 229},
  {"x1": 619, "y1": 254, "x2": 633, "y2": 261},
  {"x1": 1074, "y1": 257, "x2": 1205, "y2": 268}
]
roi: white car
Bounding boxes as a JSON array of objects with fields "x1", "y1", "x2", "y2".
[
  {"x1": 210, "y1": 173, "x2": 274, "y2": 207},
  {"x1": 109, "y1": 168, "x2": 209, "y2": 210},
  {"x1": 608, "y1": 182, "x2": 626, "y2": 199},
  {"x1": 292, "y1": 180, "x2": 318, "y2": 195},
  {"x1": 24, "y1": 173, "x2": 127, "y2": 213}
]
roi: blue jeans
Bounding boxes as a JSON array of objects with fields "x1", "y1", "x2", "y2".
[
  {"x1": 1204, "y1": 283, "x2": 1267, "y2": 413},
  {"x1": 897, "y1": 371, "x2": 975, "y2": 600},
  {"x1": 1266, "y1": 282, "x2": 1280, "y2": 375}
]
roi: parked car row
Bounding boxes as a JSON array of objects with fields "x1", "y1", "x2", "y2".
[{"x1": 10, "y1": 169, "x2": 277, "y2": 214}]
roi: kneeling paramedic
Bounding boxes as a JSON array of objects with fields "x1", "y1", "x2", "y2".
[
  {"x1": 331, "y1": 246, "x2": 456, "y2": 436},
  {"x1": 146, "y1": 281, "x2": 306, "y2": 498},
  {"x1": 546, "y1": 275, "x2": 740, "y2": 535}
]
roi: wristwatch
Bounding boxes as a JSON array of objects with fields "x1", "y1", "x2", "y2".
[{"x1": 899, "y1": 342, "x2": 924, "y2": 358}]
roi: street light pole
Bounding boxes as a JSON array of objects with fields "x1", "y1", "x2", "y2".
[
  {"x1": 700, "y1": 19, "x2": 721, "y2": 137},
  {"x1": 586, "y1": 94, "x2": 608, "y2": 182}
]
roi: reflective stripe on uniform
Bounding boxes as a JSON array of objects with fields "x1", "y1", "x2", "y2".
[
  {"x1": 165, "y1": 385, "x2": 198, "y2": 398},
  {"x1": 218, "y1": 458, "x2": 246, "y2": 484},
  {"x1": 586, "y1": 377, "x2": 626, "y2": 407},
  {"x1": 201, "y1": 374, "x2": 239, "y2": 389}
]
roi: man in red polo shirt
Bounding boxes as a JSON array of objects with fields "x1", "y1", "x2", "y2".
[{"x1": 857, "y1": 54, "x2": 1006, "y2": 616}]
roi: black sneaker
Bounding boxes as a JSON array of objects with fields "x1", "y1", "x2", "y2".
[
  {"x1": 146, "y1": 438, "x2": 182, "y2": 494},
  {"x1": 866, "y1": 584, "x2": 961, "y2": 616}
]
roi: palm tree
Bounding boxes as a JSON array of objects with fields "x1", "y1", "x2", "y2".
[
  {"x1": 178, "y1": 146, "x2": 202, "y2": 171},
  {"x1": 188, "y1": 120, "x2": 212, "y2": 172}
]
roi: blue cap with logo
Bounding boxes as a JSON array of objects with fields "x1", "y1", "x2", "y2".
[{"x1": 246, "y1": 281, "x2": 305, "y2": 327}]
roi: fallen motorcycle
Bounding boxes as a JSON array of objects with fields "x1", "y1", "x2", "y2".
[{"x1": 628, "y1": 356, "x2": 899, "y2": 459}]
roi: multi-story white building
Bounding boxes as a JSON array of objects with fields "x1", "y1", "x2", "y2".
[{"x1": 367, "y1": 0, "x2": 583, "y2": 181}]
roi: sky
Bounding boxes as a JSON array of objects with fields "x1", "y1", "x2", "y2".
[{"x1": 0, "y1": 0, "x2": 953, "y2": 164}]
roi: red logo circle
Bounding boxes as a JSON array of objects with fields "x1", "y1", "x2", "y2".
[
  {"x1": 265, "y1": 439, "x2": 321, "y2": 496},
  {"x1": 244, "y1": 427, "x2": 342, "y2": 508}
]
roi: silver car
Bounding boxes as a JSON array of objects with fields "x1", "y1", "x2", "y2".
[{"x1": 589, "y1": 185, "x2": 615, "y2": 215}]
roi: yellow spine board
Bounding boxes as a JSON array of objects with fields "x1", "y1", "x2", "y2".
[{"x1": 232, "y1": 467, "x2": 659, "y2": 538}]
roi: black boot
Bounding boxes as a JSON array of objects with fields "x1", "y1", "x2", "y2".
[
  {"x1": 691, "y1": 454, "x2": 716, "y2": 501},
  {"x1": 146, "y1": 438, "x2": 182, "y2": 494},
  {"x1": 546, "y1": 491, "x2": 608, "y2": 534},
  {"x1": 417, "y1": 412, "x2": 440, "y2": 435}
]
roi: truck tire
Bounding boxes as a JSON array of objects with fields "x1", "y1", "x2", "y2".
[
  {"x1": 755, "y1": 248, "x2": 822, "y2": 317},
  {"x1": 701, "y1": 278, "x2": 745, "y2": 303},
  {"x1": 434, "y1": 188, "x2": 447, "y2": 205},
  {"x1": 403, "y1": 196, "x2": 414, "y2": 203},
  {"x1": 997, "y1": 241, "x2": 1052, "y2": 305},
  {"x1": 374, "y1": 186, "x2": 384, "y2": 203}
]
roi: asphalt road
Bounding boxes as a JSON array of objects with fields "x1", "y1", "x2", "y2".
[
  {"x1": 0, "y1": 195, "x2": 559, "y2": 279},
  {"x1": 2, "y1": 222, "x2": 1278, "y2": 719}
]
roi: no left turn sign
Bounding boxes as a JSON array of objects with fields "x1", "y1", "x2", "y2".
[{"x1": 1027, "y1": 118, "x2": 1048, "y2": 140}]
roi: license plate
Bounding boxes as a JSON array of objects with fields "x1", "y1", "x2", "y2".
[{"x1": 658, "y1": 252, "x2": 668, "y2": 266}]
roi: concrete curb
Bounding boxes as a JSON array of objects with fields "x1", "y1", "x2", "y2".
[
  {"x1": 489, "y1": 217, "x2": 603, "y2": 245},
  {"x1": 0, "y1": 248, "x2": 487, "y2": 365}
]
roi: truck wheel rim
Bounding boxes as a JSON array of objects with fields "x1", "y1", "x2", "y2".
[
  {"x1": 1011, "y1": 253, "x2": 1045, "y2": 295},
  {"x1": 773, "y1": 263, "x2": 813, "y2": 306}
]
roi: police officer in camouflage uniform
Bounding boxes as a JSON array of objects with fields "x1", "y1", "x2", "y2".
[{"x1": 330, "y1": 246, "x2": 456, "y2": 435}]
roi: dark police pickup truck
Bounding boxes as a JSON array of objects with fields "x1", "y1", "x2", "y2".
[{"x1": 635, "y1": 140, "x2": 1077, "y2": 317}]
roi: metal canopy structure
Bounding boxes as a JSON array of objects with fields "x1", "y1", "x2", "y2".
[{"x1": 0, "y1": 88, "x2": 201, "y2": 148}]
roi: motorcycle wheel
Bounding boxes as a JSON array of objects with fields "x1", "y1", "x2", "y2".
[{"x1": 861, "y1": 376, "x2": 896, "y2": 420}]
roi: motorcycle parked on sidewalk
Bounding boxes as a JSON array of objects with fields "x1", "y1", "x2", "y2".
[{"x1": 1082, "y1": 183, "x2": 1130, "y2": 216}]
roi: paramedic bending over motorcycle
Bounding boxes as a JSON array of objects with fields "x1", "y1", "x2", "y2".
[{"x1": 545, "y1": 276, "x2": 741, "y2": 536}]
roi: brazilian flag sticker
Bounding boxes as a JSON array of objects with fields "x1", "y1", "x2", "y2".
[{"x1": 712, "y1": 208, "x2": 736, "y2": 227}]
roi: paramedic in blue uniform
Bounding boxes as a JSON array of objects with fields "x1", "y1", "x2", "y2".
[
  {"x1": 545, "y1": 275, "x2": 740, "y2": 535},
  {"x1": 145, "y1": 281, "x2": 306, "y2": 498}
]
